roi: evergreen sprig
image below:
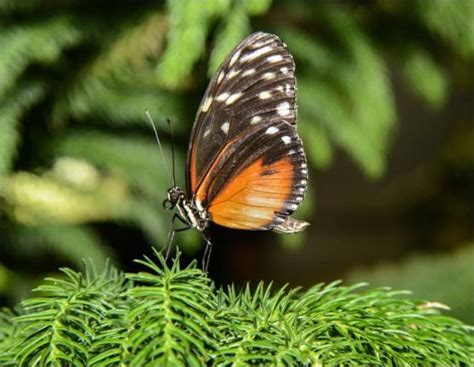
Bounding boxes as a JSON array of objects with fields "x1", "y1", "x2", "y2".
[{"x1": 0, "y1": 251, "x2": 472, "y2": 366}]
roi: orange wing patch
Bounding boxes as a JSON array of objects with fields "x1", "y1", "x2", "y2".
[{"x1": 208, "y1": 156, "x2": 294, "y2": 230}]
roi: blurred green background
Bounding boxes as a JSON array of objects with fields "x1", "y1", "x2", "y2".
[{"x1": 0, "y1": 0, "x2": 472, "y2": 323}]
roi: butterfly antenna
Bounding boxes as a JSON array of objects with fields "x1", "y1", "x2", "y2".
[
  {"x1": 145, "y1": 110, "x2": 172, "y2": 184},
  {"x1": 167, "y1": 117, "x2": 177, "y2": 187}
]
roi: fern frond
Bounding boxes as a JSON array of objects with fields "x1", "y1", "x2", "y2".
[
  {"x1": 299, "y1": 283, "x2": 471, "y2": 365},
  {"x1": 212, "y1": 283, "x2": 305, "y2": 366},
  {"x1": 322, "y1": 7, "x2": 395, "y2": 177},
  {"x1": 207, "y1": 0, "x2": 272, "y2": 76},
  {"x1": 0, "y1": 171, "x2": 128, "y2": 224},
  {"x1": 0, "y1": 308, "x2": 17, "y2": 343},
  {"x1": 0, "y1": 82, "x2": 44, "y2": 174},
  {"x1": 208, "y1": 2, "x2": 250, "y2": 76},
  {"x1": 56, "y1": 86, "x2": 185, "y2": 129},
  {"x1": 1, "y1": 254, "x2": 473, "y2": 366},
  {"x1": 416, "y1": 0, "x2": 474, "y2": 58},
  {"x1": 10, "y1": 265, "x2": 126, "y2": 367},
  {"x1": 242, "y1": 0, "x2": 272, "y2": 15},
  {"x1": 0, "y1": 16, "x2": 80, "y2": 98},
  {"x1": 0, "y1": 308, "x2": 19, "y2": 367},
  {"x1": 126, "y1": 251, "x2": 216, "y2": 366},
  {"x1": 50, "y1": 12, "x2": 185, "y2": 127},
  {"x1": 157, "y1": 0, "x2": 230, "y2": 89},
  {"x1": 282, "y1": 12, "x2": 395, "y2": 178},
  {"x1": 87, "y1": 11, "x2": 168, "y2": 84},
  {"x1": 401, "y1": 46, "x2": 448, "y2": 108},
  {"x1": 298, "y1": 115, "x2": 333, "y2": 169}
]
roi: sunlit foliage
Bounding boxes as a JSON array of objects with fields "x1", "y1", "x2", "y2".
[{"x1": 0, "y1": 252, "x2": 472, "y2": 366}]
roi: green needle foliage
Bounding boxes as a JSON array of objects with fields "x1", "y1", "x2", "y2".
[{"x1": 0, "y1": 251, "x2": 472, "y2": 366}]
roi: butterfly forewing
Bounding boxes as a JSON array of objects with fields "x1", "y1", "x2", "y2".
[{"x1": 186, "y1": 32, "x2": 308, "y2": 231}]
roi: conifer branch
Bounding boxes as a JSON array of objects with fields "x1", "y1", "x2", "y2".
[{"x1": 0, "y1": 251, "x2": 472, "y2": 366}]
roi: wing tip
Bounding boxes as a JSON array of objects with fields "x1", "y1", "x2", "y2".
[{"x1": 272, "y1": 217, "x2": 310, "y2": 233}]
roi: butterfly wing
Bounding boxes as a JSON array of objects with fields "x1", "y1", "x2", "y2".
[{"x1": 186, "y1": 32, "x2": 308, "y2": 232}]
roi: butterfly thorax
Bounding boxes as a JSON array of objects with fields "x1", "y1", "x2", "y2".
[{"x1": 163, "y1": 186, "x2": 209, "y2": 231}]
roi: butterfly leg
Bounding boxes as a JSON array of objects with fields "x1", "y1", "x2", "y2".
[
  {"x1": 163, "y1": 213, "x2": 190, "y2": 260},
  {"x1": 201, "y1": 231, "x2": 213, "y2": 273}
]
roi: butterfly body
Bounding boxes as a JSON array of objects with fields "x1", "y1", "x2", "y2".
[
  {"x1": 165, "y1": 186, "x2": 209, "y2": 232},
  {"x1": 163, "y1": 32, "x2": 309, "y2": 238}
]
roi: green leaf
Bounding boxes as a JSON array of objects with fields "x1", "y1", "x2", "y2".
[
  {"x1": 208, "y1": 2, "x2": 250, "y2": 76},
  {"x1": 0, "y1": 82, "x2": 44, "y2": 174},
  {"x1": 281, "y1": 11, "x2": 396, "y2": 178},
  {"x1": 416, "y1": 0, "x2": 474, "y2": 58},
  {"x1": 242, "y1": 0, "x2": 272, "y2": 15},
  {"x1": 157, "y1": 0, "x2": 230, "y2": 89},
  {"x1": 0, "y1": 171, "x2": 129, "y2": 224},
  {"x1": 401, "y1": 47, "x2": 448, "y2": 108},
  {"x1": 0, "y1": 16, "x2": 80, "y2": 98},
  {"x1": 299, "y1": 116, "x2": 333, "y2": 169},
  {"x1": 3, "y1": 253, "x2": 471, "y2": 366}
]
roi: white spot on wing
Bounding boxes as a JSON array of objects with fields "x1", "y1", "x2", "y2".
[
  {"x1": 226, "y1": 92, "x2": 242, "y2": 105},
  {"x1": 203, "y1": 129, "x2": 211, "y2": 137},
  {"x1": 265, "y1": 126, "x2": 279, "y2": 135},
  {"x1": 285, "y1": 83, "x2": 292, "y2": 93},
  {"x1": 226, "y1": 69, "x2": 240, "y2": 80},
  {"x1": 251, "y1": 116, "x2": 262, "y2": 124},
  {"x1": 216, "y1": 92, "x2": 230, "y2": 102},
  {"x1": 217, "y1": 71, "x2": 224, "y2": 84},
  {"x1": 267, "y1": 54, "x2": 283, "y2": 63},
  {"x1": 291, "y1": 204, "x2": 298, "y2": 210},
  {"x1": 281, "y1": 136, "x2": 291, "y2": 144},
  {"x1": 277, "y1": 102, "x2": 290, "y2": 116},
  {"x1": 280, "y1": 66, "x2": 288, "y2": 74},
  {"x1": 241, "y1": 45, "x2": 273, "y2": 62},
  {"x1": 221, "y1": 121, "x2": 230, "y2": 134},
  {"x1": 242, "y1": 68, "x2": 256, "y2": 76},
  {"x1": 277, "y1": 85, "x2": 284, "y2": 92},
  {"x1": 259, "y1": 91, "x2": 271, "y2": 100},
  {"x1": 201, "y1": 96, "x2": 213, "y2": 112},
  {"x1": 263, "y1": 72, "x2": 275, "y2": 80},
  {"x1": 229, "y1": 49, "x2": 241, "y2": 66},
  {"x1": 251, "y1": 40, "x2": 268, "y2": 48}
]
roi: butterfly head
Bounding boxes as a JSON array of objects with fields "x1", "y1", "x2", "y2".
[{"x1": 163, "y1": 186, "x2": 184, "y2": 210}]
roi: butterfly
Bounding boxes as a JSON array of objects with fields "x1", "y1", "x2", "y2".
[{"x1": 162, "y1": 32, "x2": 309, "y2": 267}]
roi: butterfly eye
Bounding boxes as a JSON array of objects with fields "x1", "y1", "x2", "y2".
[{"x1": 162, "y1": 199, "x2": 174, "y2": 210}]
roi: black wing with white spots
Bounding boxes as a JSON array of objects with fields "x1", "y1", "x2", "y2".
[{"x1": 186, "y1": 32, "x2": 308, "y2": 231}]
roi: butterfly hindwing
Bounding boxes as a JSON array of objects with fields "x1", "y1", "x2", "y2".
[
  {"x1": 186, "y1": 32, "x2": 308, "y2": 231},
  {"x1": 208, "y1": 120, "x2": 308, "y2": 231}
]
